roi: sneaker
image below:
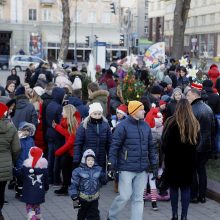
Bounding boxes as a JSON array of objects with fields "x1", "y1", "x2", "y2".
[
  {"x1": 54, "y1": 187, "x2": 68, "y2": 196},
  {"x1": 190, "y1": 197, "x2": 198, "y2": 203},
  {"x1": 151, "y1": 201, "x2": 158, "y2": 211},
  {"x1": 4, "y1": 200, "x2": 8, "y2": 205}
]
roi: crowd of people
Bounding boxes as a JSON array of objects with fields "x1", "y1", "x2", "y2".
[{"x1": 0, "y1": 58, "x2": 219, "y2": 220}]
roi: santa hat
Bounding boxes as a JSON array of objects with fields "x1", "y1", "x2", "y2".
[
  {"x1": 29, "y1": 147, "x2": 43, "y2": 170},
  {"x1": 0, "y1": 102, "x2": 8, "y2": 119},
  {"x1": 191, "y1": 82, "x2": 203, "y2": 91},
  {"x1": 144, "y1": 104, "x2": 162, "y2": 128},
  {"x1": 89, "y1": 102, "x2": 103, "y2": 115},
  {"x1": 116, "y1": 104, "x2": 128, "y2": 116}
]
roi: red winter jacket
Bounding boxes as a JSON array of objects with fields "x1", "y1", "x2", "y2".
[
  {"x1": 208, "y1": 64, "x2": 220, "y2": 87},
  {"x1": 54, "y1": 111, "x2": 81, "y2": 157}
]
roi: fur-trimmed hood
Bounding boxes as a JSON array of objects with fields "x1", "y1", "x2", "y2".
[
  {"x1": 88, "y1": 90, "x2": 109, "y2": 100},
  {"x1": 23, "y1": 157, "x2": 48, "y2": 169},
  {"x1": 82, "y1": 115, "x2": 108, "y2": 129}
]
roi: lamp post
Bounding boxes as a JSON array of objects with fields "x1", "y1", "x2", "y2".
[{"x1": 74, "y1": 0, "x2": 78, "y2": 64}]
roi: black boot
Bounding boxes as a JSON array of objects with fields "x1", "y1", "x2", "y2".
[
  {"x1": 54, "y1": 186, "x2": 68, "y2": 195},
  {"x1": 171, "y1": 214, "x2": 178, "y2": 220}
]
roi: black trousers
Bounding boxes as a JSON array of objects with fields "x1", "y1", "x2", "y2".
[
  {"x1": 61, "y1": 153, "x2": 73, "y2": 189},
  {"x1": 191, "y1": 152, "x2": 209, "y2": 199},
  {"x1": 77, "y1": 200, "x2": 100, "y2": 220},
  {"x1": 0, "y1": 181, "x2": 7, "y2": 213}
]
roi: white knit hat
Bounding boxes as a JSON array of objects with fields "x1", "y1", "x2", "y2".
[
  {"x1": 33, "y1": 86, "x2": 45, "y2": 96},
  {"x1": 89, "y1": 102, "x2": 103, "y2": 115}
]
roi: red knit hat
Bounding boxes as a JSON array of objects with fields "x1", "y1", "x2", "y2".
[
  {"x1": 159, "y1": 100, "x2": 166, "y2": 107},
  {"x1": 29, "y1": 147, "x2": 43, "y2": 168},
  {"x1": 0, "y1": 102, "x2": 8, "y2": 119},
  {"x1": 116, "y1": 104, "x2": 128, "y2": 116}
]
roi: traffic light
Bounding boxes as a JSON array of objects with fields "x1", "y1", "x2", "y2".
[
  {"x1": 135, "y1": 38, "x2": 139, "y2": 47},
  {"x1": 110, "y1": 2, "x2": 116, "y2": 14},
  {"x1": 120, "y1": 34, "x2": 124, "y2": 46},
  {"x1": 85, "y1": 36, "x2": 90, "y2": 46}
]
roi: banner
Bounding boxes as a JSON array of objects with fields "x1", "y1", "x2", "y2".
[
  {"x1": 144, "y1": 42, "x2": 165, "y2": 67},
  {"x1": 29, "y1": 32, "x2": 43, "y2": 58}
]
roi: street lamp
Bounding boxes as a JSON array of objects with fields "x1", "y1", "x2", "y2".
[{"x1": 74, "y1": 0, "x2": 78, "y2": 65}]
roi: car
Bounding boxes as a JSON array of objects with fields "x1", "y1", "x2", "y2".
[
  {"x1": 9, "y1": 55, "x2": 46, "y2": 71},
  {"x1": 0, "y1": 55, "x2": 9, "y2": 70}
]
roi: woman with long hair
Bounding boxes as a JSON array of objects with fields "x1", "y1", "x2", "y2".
[
  {"x1": 52, "y1": 104, "x2": 81, "y2": 195},
  {"x1": 162, "y1": 99, "x2": 200, "y2": 220}
]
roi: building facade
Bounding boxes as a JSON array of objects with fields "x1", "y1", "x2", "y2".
[
  {"x1": 148, "y1": 0, "x2": 220, "y2": 58},
  {"x1": 1, "y1": 0, "x2": 142, "y2": 62}
]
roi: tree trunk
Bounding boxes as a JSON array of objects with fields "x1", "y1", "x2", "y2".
[
  {"x1": 58, "y1": 0, "x2": 71, "y2": 63},
  {"x1": 172, "y1": 0, "x2": 191, "y2": 59}
]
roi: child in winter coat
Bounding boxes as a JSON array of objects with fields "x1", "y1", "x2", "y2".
[
  {"x1": 14, "y1": 122, "x2": 36, "y2": 199},
  {"x1": 21, "y1": 147, "x2": 49, "y2": 220},
  {"x1": 52, "y1": 104, "x2": 81, "y2": 195},
  {"x1": 110, "y1": 104, "x2": 127, "y2": 193},
  {"x1": 69, "y1": 149, "x2": 107, "y2": 220},
  {"x1": 144, "y1": 104, "x2": 164, "y2": 210}
]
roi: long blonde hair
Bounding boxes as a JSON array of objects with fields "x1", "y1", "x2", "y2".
[
  {"x1": 175, "y1": 99, "x2": 200, "y2": 145},
  {"x1": 63, "y1": 104, "x2": 79, "y2": 134}
]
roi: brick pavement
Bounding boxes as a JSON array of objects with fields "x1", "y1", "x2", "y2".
[{"x1": 2, "y1": 182, "x2": 220, "y2": 220}]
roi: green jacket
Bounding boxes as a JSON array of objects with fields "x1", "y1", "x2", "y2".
[{"x1": 0, "y1": 118, "x2": 21, "y2": 181}]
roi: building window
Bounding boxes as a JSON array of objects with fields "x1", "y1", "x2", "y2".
[
  {"x1": 29, "y1": 9, "x2": 37, "y2": 21},
  {"x1": 208, "y1": 34, "x2": 215, "y2": 57},
  {"x1": 102, "y1": 12, "x2": 110, "y2": 24},
  {"x1": 210, "y1": 13, "x2": 215, "y2": 23},
  {"x1": 88, "y1": 11, "x2": 96, "y2": 23},
  {"x1": 201, "y1": 15, "x2": 206, "y2": 25},
  {"x1": 42, "y1": 9, "x2": 51, "y2": 21},
  {"x1": 144, "y1": 26, "x2": 148, "y2": 33},
  {"x1": 184, "y1": 36, "x2": 190, "y2": 46},
  {"x1": 194, "y1": 16, "x2": 198, "y2": 26}
]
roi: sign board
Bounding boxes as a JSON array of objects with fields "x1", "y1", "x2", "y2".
[{"x1": 94, "y1": 41, "x2": 106, "y2": 69}]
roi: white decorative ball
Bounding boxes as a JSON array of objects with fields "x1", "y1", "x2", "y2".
[{"x1": 29, "y1": 168, "x2": 34, "y2": 173}]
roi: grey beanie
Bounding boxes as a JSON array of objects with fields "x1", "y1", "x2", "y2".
[
  {"x1": 171, "y1": 87, "x2": 183, "y2": 99},
  {"x1": 163, "y1": 75, "x2": 172, "y2": 85}
]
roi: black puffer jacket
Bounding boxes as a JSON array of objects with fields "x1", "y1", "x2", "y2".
[
  {"x1": 201, "y1": 87, "x2": 220, "y2": 114},
  {"x1": 191, "y1": 98, "x2": 215, "y2": 152}
]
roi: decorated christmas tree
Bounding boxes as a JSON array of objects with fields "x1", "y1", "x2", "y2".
[{"x1": 122, "y1": 68, "x2": 146, "y2": 104}]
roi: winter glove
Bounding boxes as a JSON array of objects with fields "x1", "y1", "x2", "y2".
[
  {"x1": 72, "y1": 197, "x2": 81, "y2": 209},
  {"x1": 151, "y1": 165, "x2": 159, "y2": 180},
  {"x1": 107, "y1": 162, "x2": 116, "y2": 181}
]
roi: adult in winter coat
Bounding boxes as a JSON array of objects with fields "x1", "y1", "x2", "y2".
[
  {"x1": 0, "y1": 103, "x2": 20, "y2": 220},
  {"x1": 186, "y1": 88, "x2": 215, "y2": 203},
  {"x1": 12, "y1": 86, "x2": 38, "y2": 129},
  {"x1": 46, "y1": 87, "x2": 65, "y2": 184},
  {"x1": 53, "y1": 105, "x2": 81, "y2": 195},
  {"x1": 208, "y1": 64, "x2": 219, "y2": 87},
  {"x1": 73, "y1": 103, "x2": 112, "y2": 170},
  {"x1": 108, "y1": 101, "x2": 158, "y2": 220},
  {"x1": 7, "y1": 68, "x2": 20, "y2": 88},
  {"x1": 201, "y1": 79, "x2": 220, "y2": 114},
  {"x1": 25, "y1": 63, "x2": 35, "y2": 84},
  {"x1": 87, "y1": 82, "x2": 109, "y2": 117},
  {"x1": 162, "y1": 99, "x2": 200, "y2": 220}
]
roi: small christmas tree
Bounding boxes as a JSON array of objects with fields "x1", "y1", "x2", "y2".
[{"x1": 122, "y1": 68, "x2": 146, "y2": 104}]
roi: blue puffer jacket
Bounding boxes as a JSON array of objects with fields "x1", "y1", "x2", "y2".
[
  {"x1": 15, "y1": 137, "x2": 35, "y2": 170},
  {"x1": 191, "y1": 98, "x2": 215, "y2": 152},
  {"x1": 68, "y1": 96, "x2": 89, "y2": 119},
  {"x1": 109, "y1": 116, "x2": 158, "y2": 172},
  {"x1": 73, "y1": 117, "x2": 112, "y2": 169},
  {"x1": 46, "y1": 87, "x2": 65, "y2": 141},
  {"x1": 69, "y1": 163, "x2": 106, "y2": 201}
]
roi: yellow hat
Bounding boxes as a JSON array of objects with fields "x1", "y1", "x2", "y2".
[{"x1": 128, "y1": 101, "x2": 144, "y2": 115}]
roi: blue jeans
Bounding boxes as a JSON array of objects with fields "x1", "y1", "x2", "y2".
[
  {"x1": 48, "y1": 141, "x2": 61, "y2": 184},
  {"x1": 108, "y1": 171, "x2": 147, "y2": 220},
  {"x1": 170, "y1": 186, "x2": 190, "y2": 218}
]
